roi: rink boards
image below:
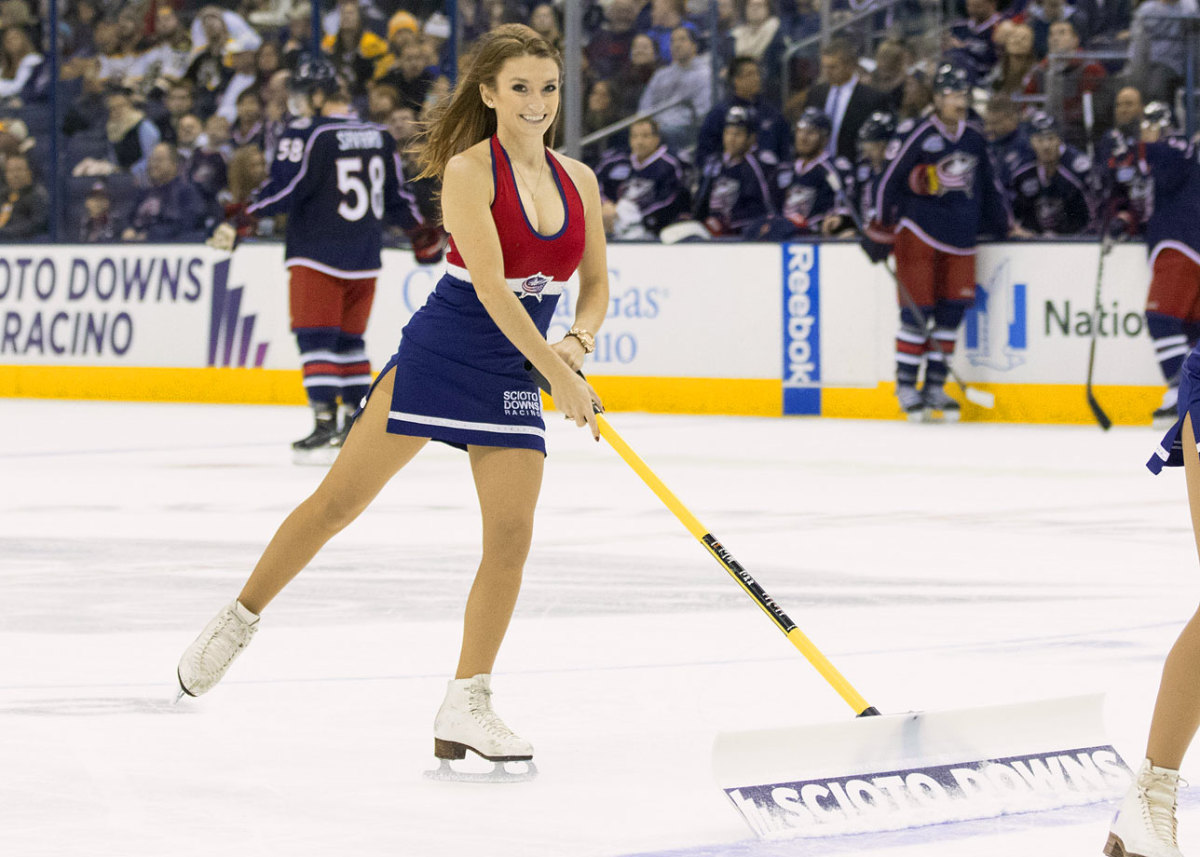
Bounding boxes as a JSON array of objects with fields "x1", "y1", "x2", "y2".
[{"x1": 0, "y1": 240, "x2": 1166, "y2": 424}]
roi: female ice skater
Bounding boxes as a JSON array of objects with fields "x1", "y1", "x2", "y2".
[
  {"x1": 1108, "y1": 344, "x2": 1200, "y2": 855},
  {"x1": 176, "y1": 24, "x2": 609, "y2": 774}
]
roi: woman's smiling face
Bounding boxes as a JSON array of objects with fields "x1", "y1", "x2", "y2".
[{"x1": 482, "y1": 54, "x2": 561, "y2": 139}]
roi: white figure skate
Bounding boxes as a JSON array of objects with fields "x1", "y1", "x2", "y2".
[
  {"x1": 1104, "y1": 758, "x2": 1186, "y2": 857},
  {"x1": 425, "y1": 674, "x2": 537, "y2": 783},
  {"x1": 176, "y1": 600, "x2": 260, "y2": 698}
]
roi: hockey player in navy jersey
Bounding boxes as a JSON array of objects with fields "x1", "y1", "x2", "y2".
[
  {"x1": 1010, "y1": 111, "x2": 1096, "y2": 237},
  {"x1": 852, "y1": 111, "x2": 897, "y2": 262},
  {"x1": 872, "y1": 62, "x2": 1025, "y2": 420},
  {"x1": 692, "y1": 105, "x2": 774, "y2": 238},
  {"x1": 984, "y1": 93, "x2": 1035, "y2": 194},
  {"x1": 756, "y1": 107, "x2": 855, "y2": 240},
  {"x1": 1114, "y1": 103, "x2": 1200, "y2": 424},
  {"x1": 245, "y1": 55, "x2": 423, "y2": 462},
  {"x1": 594, "y1": 117, "x2": 690, "y2": 240}
]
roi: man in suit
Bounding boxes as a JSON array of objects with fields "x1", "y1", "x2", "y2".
[{"x1": 803, "y1": 37, "x2": 888, "y2": 162}]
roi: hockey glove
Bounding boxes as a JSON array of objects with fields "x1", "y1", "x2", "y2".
[
  {"x1": 407, "y1": 224, "x2": 449, "y2": 265},
  {"x1": 206, "y1": 222, "x2": 238, "y2": 253},
  {"x1": 860, "y1": 236, "x2": 892, "y2": 264}
]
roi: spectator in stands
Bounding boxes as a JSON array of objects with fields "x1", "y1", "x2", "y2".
[
  {"x1": 530, "y1": 3, "x2": 565, "y2": 53},
  {"x1": 583, "y1": 79, "x2": 623, "y2": 166},
  {"x1": 637, "y1": 26, "x2": 712, "y2": 151},
  {"x1": 256, "y1": 41, "x2": 283, "y2": 91},
  {"x1": 731, "y1": 0, "x2": 786, "y2": 101},
  {"x1": 323, "y1": 0, "x2": 388, "y2": 97},
  {"x1": 155, "y1": 81, "x2": 195, "y2": 144},
  {"x1": 366, "y1": 81, "x2": 400, "y2": 123},
  {"x1": 1024, "y1": 20, "x2": 1107, "y2": 149},
  {"x1": 692, "y1": 105, "x2": 774, "y2": 237},
  {"x1": 1075, "y1": 0, "x2": 1133, "y2": 48},
  {"x1": 113, "y1": 7, "x2": 147, "y2": 68},
  {"x1": 1096, "y1": 84, "x2": 1144, "y2": 167},
  {"x1": 985, "y1": 92, "x2": 1035, "y2": 189},
  {"x1": 1010, "y1": 110, "x2": 1096, "y2": 235},
  {"x1": 184, "y1": 114, "x2": 229, "y2": 204},
  {"x1": 991, "y1": 21, "x2": 1038, "y2": 93},
  {"x1": 63, "y1": 61, "x2": 108, "y2": 139},
  {"x1": 230, "y1": 89, "x2": 266, "y2": 149},
  {"x1": 1132, "y1": 0, "x2": 1200, "y2": 105},
  {"x1": 0, "y1": 24, "x2": 40, "y2": 102},
  {"x1": 80, "y1": 180, "x2": 118, "y2": 242},
  {"x1": 221, "y1": 144, "x2": 269, "y2": 239},
  {"x1": 897, "y1": 67, "x2": 933, "y2": 120},
  {"x1": 216, "y1": 38, "x2": 264, "y2": 124},
  {"x1": 63, "y1": 0, "x2": 99, "y2": 61},
  {"x1": 596, "y1": 116, "x2": 690, "y2": 240},
  {"x1": 190, "y1": 5, "x2": 260, "y2": 58},
  {"x1": 379, "y1": 38, "x2": 436, "y2": 114},
  {"x1": 202, "y1": 112, "x2": 233, "y2": 161},
  {"x1": 105, "y1": 85, "x2": 162, "y2": 181},
  {"x1": 804, "y1": 37, "x2": 888, "y2": 161},
  {"x1": 175, "y1": 113, "x2": 204, "y2": 162},
  {"x1": 868, "y1": 39, "x2": 912, "y2": 110},
  {"x1": 185, "y1": 10, "x2": 236, "y2": 118},
  {"x1": 1029, "y1": 0, "x2": 1086, "y2": 59},
  {"x1": 612, "y1": 33, "x2": 660, "y2": 117},
  {"x1": 697, "y1": 56, "x2": 789, "y2": 167},
  {"x1": 122, "y1": 142, "x2": 209, "y2": 242},
  {"x1": 261, "y1": 69, "x2": 291, "y2": 153},
  {"x1": 0, "y1": 115, "x2": 33, "y2": 175},
  {"x1": 136, "y1": 6, "x2": 194, "y2": 95},
  {"x1": 0, "y1": 152, "x2": 46, "y2": 239},
  {"x1": 586, "y1": 0, "x2": 640, "y2": 81},
  {"x1": 646, "y1": 0, "x2": 698, "y2": 64},
  {"x1": 282, "y1": 3, "x2": 315, "y2": 70},
  {"x1": 92, "y1": 20, "x2": 133, "y2": 86}
]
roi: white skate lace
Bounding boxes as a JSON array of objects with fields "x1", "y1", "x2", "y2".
[
  {"x1": 1139, "y1": 769, "x2": 1187, "y2": 846},
  {"x1": 196, "y1": 609, "x2": 256, "y2": 675},
  {"x1": 466, "y1": 684, "x2": 519, "y2": 740}
]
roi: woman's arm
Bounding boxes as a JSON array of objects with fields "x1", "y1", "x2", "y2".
[
  {"x1": 552, "y1": 158, "x2": 609, "y2": 372},
  {"x1": 442, "y1": 149, "x2": 601, "y2": 436}
]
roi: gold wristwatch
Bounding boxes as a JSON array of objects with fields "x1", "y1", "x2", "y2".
[{"x1": 567, "y1": 327, "x2": 595, "y2": 353}]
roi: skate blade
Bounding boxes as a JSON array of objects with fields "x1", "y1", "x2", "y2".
[
  {"x1": 423, "y1": 757, "x2": 538, "y2": 784},
  {"x1": 291, "y1": 446, "x2": 339, "y2": 466},
  {"x1": 923, "y1": 408, "x2": 961, "y2": 423}
]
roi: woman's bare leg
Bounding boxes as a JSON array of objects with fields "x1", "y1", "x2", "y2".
[
  {"x1": 453, "y1": 445, "x2": 544, "y2": 679},
  {"x1": 1146, "y1": 411, "x2": 1200, "y2": 769},
  {"x1": 237, "y1": 368, "x2": 428, "y2": 613}
]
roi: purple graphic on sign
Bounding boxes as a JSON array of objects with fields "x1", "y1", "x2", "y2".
[{"x1": 207, "y1": 259, "x2": 269, "y2": 367}]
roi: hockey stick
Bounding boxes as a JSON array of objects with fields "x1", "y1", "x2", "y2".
[
  {"x1": 1085, "y1": 234, "x2": 1115, "y2": 430},
  {"x1": 827, "y1": 175, "x2": 995, "y2": 409},
  {"x1": 527, "y1": 362, "x2": 879, "y2": 718}
]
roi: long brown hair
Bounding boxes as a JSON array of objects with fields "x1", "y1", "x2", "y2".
[{"x1": 415, "y1": 24, "x2": 562, "y2": 180}]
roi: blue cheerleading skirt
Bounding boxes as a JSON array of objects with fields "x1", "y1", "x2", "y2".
[
  {"x1": 1148, "y1": 344, "x2": 1200, "y2": 473},
  {"x1": 366, "y1": 272, "x2": 562, "y2": 455}
]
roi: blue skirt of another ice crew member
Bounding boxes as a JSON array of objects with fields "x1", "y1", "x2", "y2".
[
  {"x1": 368, "y1": 271, "x2": 562, "y2": 455},
  {"x1": 1148, "y1": 344, "x2": 1200, "y2": 473}
]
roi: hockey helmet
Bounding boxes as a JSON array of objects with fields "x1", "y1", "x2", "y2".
[
  {"x1": 857, "y1": 110, "x2": 897, "y2": 143},
  {"x1": 724, "y1": 104, "x2": 758, "y2": 130},
  {"x1": 932, "y1": 62, "x2": 971, "y2": 94},
  {"x1": 795, "y1": 106, "x2": 832, "y2": 136},
  {"x1": 290, "y1": 53, "x2": 341, "y2": 99},
  {"x1": 1027, "y1": 110, "x2": 1061, "y2": 138},
  {"x1": 1142, "y1": 101, "x2": 1173, "y2": 131}
]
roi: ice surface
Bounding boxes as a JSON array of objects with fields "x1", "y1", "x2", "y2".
[{"x1": 2, "y1": 399, "x2": 1198, "y2": 856}]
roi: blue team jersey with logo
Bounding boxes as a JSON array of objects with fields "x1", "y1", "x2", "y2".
[
  {"x1": 772, "y1": 153, "x2": 854, "y2": 232},
  {"x1": 876, "y1": 116, "x2": 1011, "y2": 252},
  {"x1": 1010, "y1": 146, "x2": 1096, "y2": 236},
  {"x1": 694, "y1": 151, "x2": 775, "y2": 235},
  {"x1": 594, "y1": 145, "x2": 690, "y2": 234},
  {"x1": 1140, "y1": 136, "x2": 1200, "y2": 266},
  {"x1": 248, "y1": 115, "x2": 420, "y2": 277}
]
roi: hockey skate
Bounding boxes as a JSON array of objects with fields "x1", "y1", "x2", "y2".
[
  {"x1": 922, "y1": 385, "x2": 961, "y2": 422},
  {"x1": 425, "y1": 674, "x2": 537, "y2": 783},
  {"x1": 1104, "y1": 759, "x2": 1186, "y2": 857},
  {"x1": 1153, "y1": 386, "x2": 1180, "y2": 429},
  {"x1": 896, "y1": 384, "x2": 925, "y2": 422},
  {"x1": 176, "y1": 600, "x2": 260, "y2": 699},
  {"x1": 292, "y1": 408, "x2": 340, "y2": 466}
]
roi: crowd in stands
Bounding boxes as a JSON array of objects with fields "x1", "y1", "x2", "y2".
[{"x1": 0, "y1": 0, "x2": 1194, "y2": 243}]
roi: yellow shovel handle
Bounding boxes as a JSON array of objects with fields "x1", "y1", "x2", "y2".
[{"x1": 596, "y1": 413, "x2": 876, "y2": 717}]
